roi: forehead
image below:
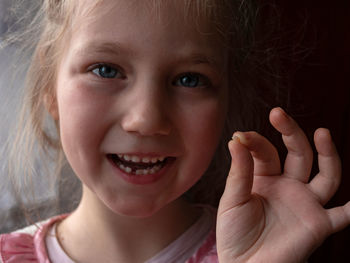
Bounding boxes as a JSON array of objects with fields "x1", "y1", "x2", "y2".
[
  {"x1": 73, "y1": 0, "x2": 216, "y2": 30},
  {"x1": 67, "y1": 0, "x2": 226, "y2": 62}
]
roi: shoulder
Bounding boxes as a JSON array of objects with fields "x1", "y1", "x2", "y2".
[
  {"x1": 0, "y1": 214, "x2": 68, "y2": 263},
  {"x1": 11, "y1": 219, "x2": 49, "y2": 235},
  {"x1": 187, "y1": 229, "x2": 218, "y2": 263},
  {"x1": 187, "y1": 204, "x2": 219, "y2": 263}
]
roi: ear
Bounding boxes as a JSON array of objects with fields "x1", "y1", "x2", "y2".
[{"x1": 44, "y1": 92, "x2": 59, "y2": 120}]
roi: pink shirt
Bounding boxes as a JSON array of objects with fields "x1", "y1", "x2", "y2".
[{"x1": 0, "y1": 206, "x2": 218, "y2": 263}]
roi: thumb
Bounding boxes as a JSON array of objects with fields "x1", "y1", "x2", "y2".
[{"x1": 219, "y1": 136, "x2": 254, "y2": 213}]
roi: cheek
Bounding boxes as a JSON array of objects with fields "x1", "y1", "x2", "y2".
[
  {"x1": 180, "y1": 98, "x2": 227, "y2": 171},
  {"x1": 56, "y1": 83, "x2": 111, "y2": 174},
  {"x1": 168, "y1": 98, "x2": 227, "y2": 199}
]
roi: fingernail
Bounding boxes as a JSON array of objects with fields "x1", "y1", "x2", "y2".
[{"x1": 278, "y1": 107, "x2": 289, "y2": 119}]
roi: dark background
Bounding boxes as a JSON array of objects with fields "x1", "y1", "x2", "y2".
[{"x1": 269, "y1": 1, "x2": 350, "y2": 262}]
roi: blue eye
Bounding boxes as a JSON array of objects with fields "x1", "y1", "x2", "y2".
[
  {"x1": 174, "y1": 73, "x2": 208, "y2": 88},
  {"x1": 92, "y1": 65, "x2": 121, "y2": 79}
]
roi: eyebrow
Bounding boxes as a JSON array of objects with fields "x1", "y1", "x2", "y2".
[
  {"x1": 73, "y1": 41, "x2": 125, "y2": 57},
  {"x1": 73, "y1": 41, "x2": 221, "y2": 68},
  {"x1": 183, "y1": 53, "x2": 219, "y2": 67}
]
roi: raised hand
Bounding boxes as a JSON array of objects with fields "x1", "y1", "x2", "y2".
[{"x1": 216, "y1": 107, "x2": 350, "y2": 263}]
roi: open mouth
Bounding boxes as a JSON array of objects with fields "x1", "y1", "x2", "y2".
[{"x1": 107, "y1": 154, "x2": 175, "y2": 176}]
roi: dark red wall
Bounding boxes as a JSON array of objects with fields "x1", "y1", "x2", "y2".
[{"x1": 271, "y1": 1, "x2": 350, "y2": 262}]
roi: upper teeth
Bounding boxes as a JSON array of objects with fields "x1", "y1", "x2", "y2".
[{"x1": 117, "y1": 154, "x2": 165, "y2": 163}]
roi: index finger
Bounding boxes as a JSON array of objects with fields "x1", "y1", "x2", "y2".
[{"x1": 233, "y1": 131, "x2": 281, "y2": 177}]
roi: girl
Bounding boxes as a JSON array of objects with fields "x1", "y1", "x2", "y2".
[{"x1": 0, "y1": 0, "x2": 349, "y2": 262}]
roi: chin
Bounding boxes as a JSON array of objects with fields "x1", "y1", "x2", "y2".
[{"x1": 106, "y1": 199, "x2": 166, "y2": 219}]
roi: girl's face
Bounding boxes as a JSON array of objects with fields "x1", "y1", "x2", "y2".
[{"x1": 54, "y1": 0, "x2": 228, "y2": 217}]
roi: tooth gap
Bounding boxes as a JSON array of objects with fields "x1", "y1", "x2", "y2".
[{"x1": 108, "y1": 155, "x2": 168, "y2": 172}]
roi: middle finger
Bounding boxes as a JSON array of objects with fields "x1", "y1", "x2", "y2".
[{"x1": 269, "y1": 107, "x2": 313, "y2": 183}]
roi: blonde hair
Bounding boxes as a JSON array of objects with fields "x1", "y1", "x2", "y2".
[{"x1": 1, "y1": 0, "x2": 281, "y2": 227}]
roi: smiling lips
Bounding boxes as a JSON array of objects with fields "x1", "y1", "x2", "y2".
[{"x1": 107, "y1": 154, "x2": 174, "y2": 176}]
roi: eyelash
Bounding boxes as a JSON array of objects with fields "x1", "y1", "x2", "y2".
[
  {"x1": 90, "y1": 64, "x2": 124, "y2": 79},
  {"x1": 172, "y1": 73, "x2": 211, "y2": 88},
  {"x1": 89, "y1": 64, "x2": 211, "y2": 88}
]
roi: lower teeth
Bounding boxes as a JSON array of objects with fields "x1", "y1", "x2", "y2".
[
  {"x1": 118, "y1": 164, "x2": 162, "y2": 175},
  {"x1": 107, "y1": 154, "x2": 167, "y2": 175}
]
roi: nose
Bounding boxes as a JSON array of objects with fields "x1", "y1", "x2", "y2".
[{"x1": 120, "y1": 81, "x2": 171, "y2": 136}]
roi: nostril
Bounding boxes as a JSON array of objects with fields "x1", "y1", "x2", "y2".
[
  {"x1": 121, "y1": 115, "x2": 171, "y2": 136},
  {"x1": 119, "y1": 90, "x2": 171, "y2": 136}
]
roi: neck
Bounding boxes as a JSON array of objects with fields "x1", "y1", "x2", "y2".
[{"x1": 57, "y1": 186, "x2": 200, "y2": 263}]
